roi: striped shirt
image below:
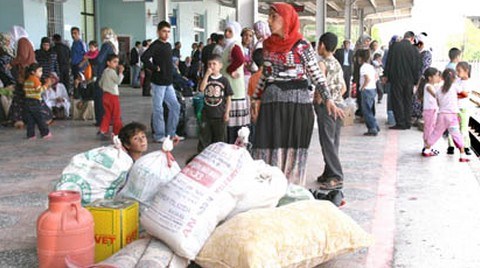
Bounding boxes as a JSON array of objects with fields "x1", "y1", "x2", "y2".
[{"x1": 24, "y1": 75, "x2": 47, "y2": 100}]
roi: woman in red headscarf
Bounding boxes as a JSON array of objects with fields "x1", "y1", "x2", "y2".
[{"x1": 252, "y1": 3, "x2": 344, "y2": 185}]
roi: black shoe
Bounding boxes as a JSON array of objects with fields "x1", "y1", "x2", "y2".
[
  {"x1": 364, "y1": 132, "x2": 378, "y2": 136},
  {"x1": 389, "y1": 125, "x2": 406, "y2": 130},
  {"x1": 465, "y1": 148, "x2": 472, "y2": 155},
  {"x1": 447, "y1": 146, "x2": 454, "y2": 155}
]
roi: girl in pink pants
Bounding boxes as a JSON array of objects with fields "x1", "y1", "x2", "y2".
[
  {"x1": 423, "y1": 69, "x2": 469, "y2": 162},
  {"x1": 418, "y1": 67, "x2": 441, "y2": 155}
]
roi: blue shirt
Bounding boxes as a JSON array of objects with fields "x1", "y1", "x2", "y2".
[{"x1": 71, "y1": 39, "x2": 87, "y2": 65}]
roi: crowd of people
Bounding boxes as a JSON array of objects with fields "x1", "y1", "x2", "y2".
[{"x1": 0, "y1": 2, "x2": 474, "y2": 187}]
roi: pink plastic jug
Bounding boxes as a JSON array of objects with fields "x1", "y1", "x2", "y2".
[{"x1": 37, "y1": 190, "x2": 95, "y2": 268}]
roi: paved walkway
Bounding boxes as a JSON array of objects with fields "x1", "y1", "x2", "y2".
[{"x1": 1, "y1": 87, "x2": 480, "y2": 267}]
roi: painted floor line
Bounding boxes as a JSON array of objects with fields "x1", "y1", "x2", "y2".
[{"x1": 365, "y1": 130, "x2": 398, "y2": 268}]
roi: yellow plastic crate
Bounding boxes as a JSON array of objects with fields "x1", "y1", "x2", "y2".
[{"x1": 86, "y1": 199, "x2": 139, "y2": 262}]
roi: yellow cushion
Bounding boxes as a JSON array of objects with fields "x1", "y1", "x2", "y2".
[{"x1": 196, "y1": 200, "x2": 374, "y2": 268}]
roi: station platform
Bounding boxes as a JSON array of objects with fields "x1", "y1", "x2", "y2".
[{"x1": 1, "y1": 87, "x2": 480, "y2": 267}]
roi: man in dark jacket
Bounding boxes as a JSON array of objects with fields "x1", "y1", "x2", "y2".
[
  {"x1": 384, "y1": 31, "x2": 421, "y2": 130},
  {"x1": 52, "y1": 34, "x2": 70, "y2": 89},
  {"x1": 334, "y1": 39, "x2": 353, "y2": 99},
  {"x1": 201, "y1": 33, "x2": 218, "y2": 75},
  {"x1": 130, "y1": 41, "x2": 141, "y2": 88}
]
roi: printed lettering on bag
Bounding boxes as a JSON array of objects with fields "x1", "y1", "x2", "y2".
[
  {"x1": 126, "y1": 229, "x2": 138, "y2": 244},
  {"x1": 182, "y1": 158, "x2": 221, "y2": 188},
  {"x1": 57, "y1": 174, "x2": 92, "y2": 204},
  {"x1": 85, "y1": 151, "x2": 115, "y2": 169},
  {"x1": 95, "y1": 234, "x2": 116, "y2": 245}
]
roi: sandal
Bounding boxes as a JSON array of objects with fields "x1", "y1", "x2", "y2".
[{"x1": 317, "y1": 179, "x2": 343, "y2": 190}]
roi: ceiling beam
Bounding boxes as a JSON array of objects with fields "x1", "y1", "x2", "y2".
[
  {"x1": 327, "y1": 1, "x2": 342, "y2": 12},
  {"x1": 326, "y1": 2, "x2": 412, "y2": 17}
]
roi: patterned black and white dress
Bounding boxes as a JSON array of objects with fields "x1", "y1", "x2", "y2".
[{"x1": 252, "y1": 40, "x2": 331, "y2": 185}]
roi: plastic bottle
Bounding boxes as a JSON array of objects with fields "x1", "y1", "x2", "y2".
[{"x1": 37, "y1": 190, "x2": 94, "y2": 268}]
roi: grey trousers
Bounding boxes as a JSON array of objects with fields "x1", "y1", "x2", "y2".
[{"x1": 314, "y1": 103, "x2": 344, "y2": 181}]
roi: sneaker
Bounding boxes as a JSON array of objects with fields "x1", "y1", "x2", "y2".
[
  {"x1": 363, "y1": 132, "x2": 378, "y2": 136},
  {"x1": 98, "y1": 132, "x2": 110, "y2": 141},
  {"x1": 154, "y1": 137, "x2": 167, "y2": 143},
  {"x1": 172, "y1": 135, "x2": 185, "y2": 141},
  {"x1": 465, "y1": 148, "x2": 472, "y2": 155},
  {"x1": 42, "y1": 132, "x2": 53, "y2": 140},
  {"x1": 27, "y1": 136, "x2": 36, "y2": 140},
  {"x1": 317, "y1": 179, "x2": 343, "y2": 190},
  {"x1": 422, "y1": 151, "x2": 437, "y2": 157},
  {"x1": 447, "y1": 146, "x2": 454, "y2": 155},
  {"x1": 459, "y1": 157, "x2": 470, "y2": 162},
  {"x1": 422, "y1": 148, "x2": 440, "y2": 155}
]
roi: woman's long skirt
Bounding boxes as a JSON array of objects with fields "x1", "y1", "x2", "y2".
[{"x1": 253, "y1": 82, "x2": 314, "y2": 186}]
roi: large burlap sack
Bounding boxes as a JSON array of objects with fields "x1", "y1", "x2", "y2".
[
  {"x1": 118, "y1": 150, "x2": 181, "y2": 210},
  {"x1": 196, "y1": 200, "x2": 374, "y2": 268},
  {"x1": 227, "y1": 160, "x2": 288, "y2": 219},
  {"x1": 56, "y1": 145, "x2": 133, "y2": 205},
  {"x1": 141, "y1": 142, "x2": 255, "y2": 260}
]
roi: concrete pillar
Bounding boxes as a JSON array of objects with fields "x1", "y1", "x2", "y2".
[
  {"x1": 157, "y1": 0, "x2": 169, "y2": 22},
  {"x1": 316, "y1": 0, "x2": 326, "y2": 38},
  {"x1": 344, "y1": 0, "x2": 352, "y2": 40},
  {"x1": 236, "y1": 0, "x2": 258, "y2": 28},
  {"x1": 358, "y1": 8, "x2": 365, "y2": 37}
]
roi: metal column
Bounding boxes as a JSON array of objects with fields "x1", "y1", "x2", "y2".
[
  {"x1": 345, "y1": 0, "x2": 352, "y2": 40},
  {"x1": 316, "y1": 0, "x2": 326, "y2": 38},
  {"x1": 236, "y1": 0, "x2": 258, "y2": 28},
  {"x1": 157, "y1": 0, "x2": 169, "y2": 22},
  {"x1": 358, "y1": 8, "x2": 365, "y2": 37}
]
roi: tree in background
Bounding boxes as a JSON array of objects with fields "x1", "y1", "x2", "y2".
[{"x1": 447, "y1": 19, "x2": 480, "y2": 61}]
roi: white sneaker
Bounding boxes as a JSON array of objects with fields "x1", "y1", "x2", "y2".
[
  {"x1": 154, "y1": 137, "x2": 167, "y2": 143},
  {"x1": 173, "y1": 135, "x2": 185, "y2": 141}
]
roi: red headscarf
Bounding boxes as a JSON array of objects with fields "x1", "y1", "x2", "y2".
[{"x1": 263, "y1": 3, "x2": 304, "y2": 53}]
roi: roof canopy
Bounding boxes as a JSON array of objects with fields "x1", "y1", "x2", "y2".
[{"x1": 258, "y1": 0, "x2": 414, "y2": 25}]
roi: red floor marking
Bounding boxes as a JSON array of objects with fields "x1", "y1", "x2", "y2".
[{"x1": 365, "y1": 130, "x2": 398, "y2": 268}]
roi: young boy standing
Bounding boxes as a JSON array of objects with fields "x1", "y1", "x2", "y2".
[
  {"x1": 141, "y1": 21, "x2": 181, "y2": 143},
  {"x1": 197, "y1": 54, "x2": 233, "y2": 152},
  {"x1": 445, "y1": 47, "x2": 461, "y2": 71},
  {"x1": 314, "y1": 32, "x2": 346, "y2": 190},
  {"x1": 98, "y1": 54, "x2": 124, "y2": 138},
  {"x1": 24, "y1": 64, "x2": 52, "y2": 139}
]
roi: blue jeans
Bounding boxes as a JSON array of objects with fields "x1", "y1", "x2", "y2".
[
  {"x1": 151, "y1": 83, "x2": 180, "y2": 140},
  {"x1": 130, "y1": 65, "x2": 141, "y2": 87},
  {"x1": 361, "y1": 89, "x2": 379, "y2": 134}
]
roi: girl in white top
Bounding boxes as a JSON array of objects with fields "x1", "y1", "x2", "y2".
[
  {"x1": 424, "y1": 68, "x2": 469, "y2": 162},
  {"x1": 447, "y1": 61, "x2": 472, "y2": 154},
  {"x1": 417, "y1": 67, "x2": 441, "y2": 154}
]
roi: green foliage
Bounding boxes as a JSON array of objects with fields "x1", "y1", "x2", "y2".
[
  {"x1": 446, "y1": 19, "x2": 480, "y2": 61},
  {"x1": 371, "y1": 26, "x2": 382, "y2": 45}
]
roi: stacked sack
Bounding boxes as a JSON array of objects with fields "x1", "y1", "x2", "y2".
[
  {"x1": 140, "y1": 142, "x2": 259, "y2": 259},
  {"x1": 118, "y1": 145, "x2": 181, "y2": 212},
  {"x1": 55, "y1": 137, "x2": 133, "y2": 205}
]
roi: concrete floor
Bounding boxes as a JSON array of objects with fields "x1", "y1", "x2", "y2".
[{"x1": 1, "y1": 87, "x2": 480, "y2": 267}]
